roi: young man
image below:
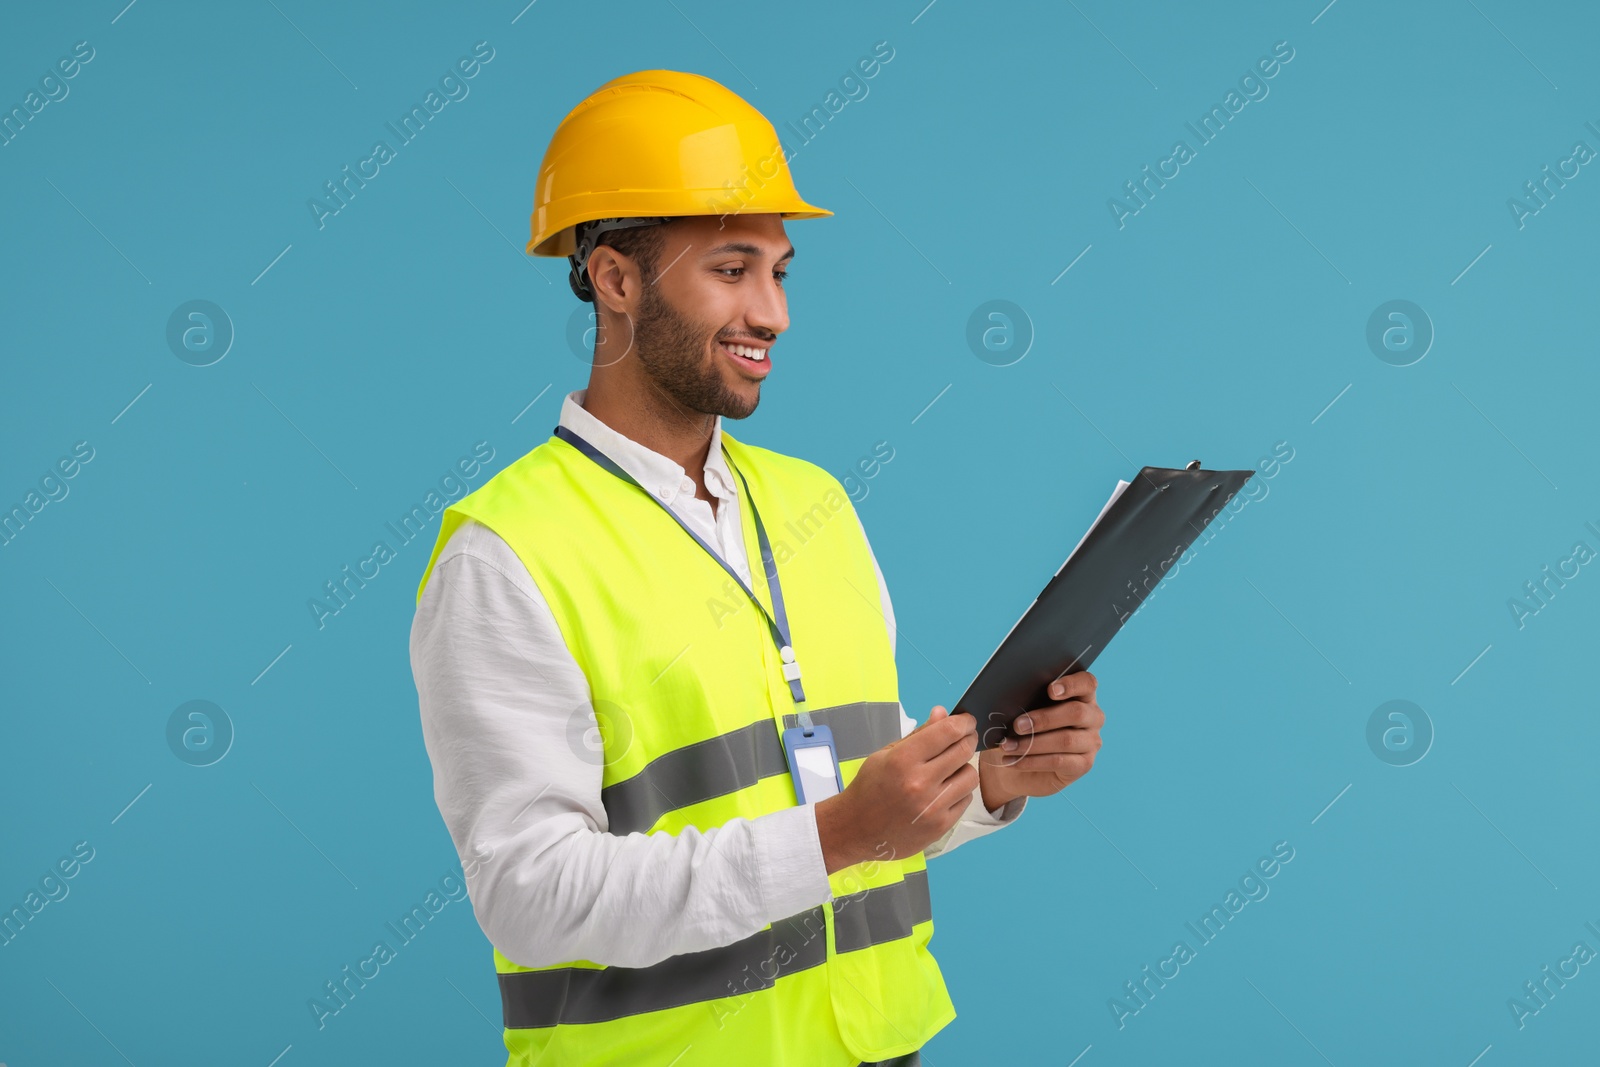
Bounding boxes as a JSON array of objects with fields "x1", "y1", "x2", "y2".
[{"x1": 410, "y1": 69, "x2": 1104, "y2": 1067}]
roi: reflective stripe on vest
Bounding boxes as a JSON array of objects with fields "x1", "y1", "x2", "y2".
[
  {"x1": 498, "y1": 871, "x2": 933, "y2": 1029},
  {"x1": 601, "y1": 701, "x2": 903, "y2": 835},
  {"x1": 416, "y1": 428, "x2": 957, "y2": 1065}
]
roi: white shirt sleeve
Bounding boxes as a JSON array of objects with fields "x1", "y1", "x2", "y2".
[
  {"x1": 855, "y1": 512, "x2": 1027, "y2": 860},
  {"x1": 410, "y1": 519, "x2": 836, "y2": 970}
]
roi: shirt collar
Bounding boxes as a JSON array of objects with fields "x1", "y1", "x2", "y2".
[{"x1": 559, "y1": 389, "x2": 737, "y2": 505}]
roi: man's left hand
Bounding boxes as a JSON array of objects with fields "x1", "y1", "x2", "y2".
[{"x1": 976, "y1": 670, "x2": 1104, "y2": 811}]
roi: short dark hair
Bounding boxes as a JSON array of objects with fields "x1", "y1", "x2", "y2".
[
  {"x1": 575, "y1": 220, "x2": 674, "y2": 302},
  {"x1": 595, "y1": 223, "x2": 669, "y2": 275}
]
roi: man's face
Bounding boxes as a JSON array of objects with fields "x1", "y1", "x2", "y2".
[{"x1": 626, "y1": 213, "x2": 792, "y2": 421}]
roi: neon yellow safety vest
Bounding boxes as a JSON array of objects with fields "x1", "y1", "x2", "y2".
[{"x1": 415, "y1": 426, "x2": 956, "y2": 1066}]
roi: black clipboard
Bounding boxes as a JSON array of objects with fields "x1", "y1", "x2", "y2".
[{"x1": 953, "y1": 461, "x2": 1255, "y2": 750}]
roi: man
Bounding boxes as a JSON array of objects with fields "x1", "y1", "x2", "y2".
[{"x1": 410, "y1": 70, "x2": 1104, "y2": 1066}]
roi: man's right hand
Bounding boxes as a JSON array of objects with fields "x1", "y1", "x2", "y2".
[{"x1": 813, "y1": 705, "x2": 979, "y2": 874}]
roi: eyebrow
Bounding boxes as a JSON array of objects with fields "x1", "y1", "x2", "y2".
[{"x1": 702, "y1": 241, "x2": 795, "y2": 263}]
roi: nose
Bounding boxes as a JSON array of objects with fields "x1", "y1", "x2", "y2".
[{"x1": 744, "y1": 269, "x2": 789, "y2": 338}]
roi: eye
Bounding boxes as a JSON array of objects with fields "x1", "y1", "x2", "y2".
[{"x1": 714, "y1": 266, "x2": 789, "y2": 286}]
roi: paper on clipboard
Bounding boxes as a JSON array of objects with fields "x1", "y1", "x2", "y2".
[
  {"x1": 1063, "y1": 479, "x2": 1132, "y2": 569},
  {"x1": 964, "y1": 478, "x2": 1132, "y2": 688}
]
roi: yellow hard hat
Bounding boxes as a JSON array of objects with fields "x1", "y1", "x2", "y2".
[{"x1": 526, "y1": 69, "x2": 832, "y2": 258}]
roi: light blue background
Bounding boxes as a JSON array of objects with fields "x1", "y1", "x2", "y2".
[{"x1": 3, "y1": 0, "x2": 1598, "y2": 1064}]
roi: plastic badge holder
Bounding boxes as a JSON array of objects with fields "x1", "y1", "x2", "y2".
[{"x1": 782, "y1": 723, "x2": 842, "y2": 804}]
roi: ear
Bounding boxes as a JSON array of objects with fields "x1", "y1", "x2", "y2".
[{"x1": 587, "y1": 246, "x2": 641, "y2": 315}]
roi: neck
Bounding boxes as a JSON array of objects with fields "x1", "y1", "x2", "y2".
[{"x1": 582, "y1": 372, "x2": 717, "y2": 477}]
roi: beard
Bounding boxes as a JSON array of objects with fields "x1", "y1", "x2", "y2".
[{"x1": 631, "y1": 281, "x2": 759, "y2": 421}]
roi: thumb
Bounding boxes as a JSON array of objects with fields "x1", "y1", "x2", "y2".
[
  {"x1": 893, "y1": 706, "x2": 947, "y2": 746},
  {"x1": 903, "y1": 706, "x2": 946, "y2": 737}
]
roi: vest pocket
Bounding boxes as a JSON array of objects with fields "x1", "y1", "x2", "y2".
[{"x1": 824, "y1": 868, "x2": 957, "y2": 1060}]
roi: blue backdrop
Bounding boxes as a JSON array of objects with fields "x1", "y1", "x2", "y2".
[{"x1": 4, "y1": 1, "x2": 1598, "y2": 1064}]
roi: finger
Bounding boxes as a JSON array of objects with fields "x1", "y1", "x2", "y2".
[
  {"x1": 1044, "y1": 671, "x2": 1097, "y2": 703},
  {"x1": 937, "y1": 771, "x2": 977, "y2": 818},
  {"x1": 903, "y1": 705, "x2": 947, "y2": 737},
  {"x1": 936, "y1": 757, "x2": 979, "y2": 798},
  {"x1": 912, "y1": 761, "x2": 978, "y2": 825},
  {"x1": 915, "y1": 758, "x2": 972, "y2": 825},
  {"x1": 898, "y1": 714, "x2": 978, "y2": 794},
  {"x1": 924, "y1": 722, "x2": 980, "y2": 780},
  {"x1": 996, "y1": 750, "x2": 1097, "y2": 775},
  {"x1": 1000, "y1": 728, "x2": 1099, "y2": 758},
  {"x1": 914, "y1": 784, "x2": 974, "y2": 829},
  {"x1": 885, "y1": 704, "x2": 944, "y2": 752},
  {"x1": 902, "y1": 706, "x2": 977, "y2": 759},
  {"x1": 1014, "y1": 701, "x2": 1104, "y2": 735}
]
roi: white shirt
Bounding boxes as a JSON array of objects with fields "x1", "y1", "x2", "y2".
[{"x1": 409, "y1": 388, "x2": 1025, "y2": 970}]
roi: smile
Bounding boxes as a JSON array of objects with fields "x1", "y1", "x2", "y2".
[{"x1": 719, "y1": 340, "x2": 772, "y2": 376}]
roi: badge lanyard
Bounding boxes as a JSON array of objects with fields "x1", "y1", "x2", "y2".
[
  {"x1": 552, "y1": 425, "x2": 819, "y2": 721},
  {"x1": 553, "y1": 425, "x2": 844, "y2": 803}
]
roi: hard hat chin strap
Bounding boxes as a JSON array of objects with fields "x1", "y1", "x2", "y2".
[{"x1": 568, "y1": 216, "x2": 673, "y2": 302}]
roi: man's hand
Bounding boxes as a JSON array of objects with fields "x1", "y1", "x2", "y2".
[
  {"x1": 976, "y1": 670, "x2": 1105, "y2": 811},
  {"x1": 814, "y1": 707, "x2": 979, "y2": 874}
]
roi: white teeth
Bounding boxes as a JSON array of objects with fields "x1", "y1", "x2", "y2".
[{"x1": 726, "y1": 343, "x2": 766, "y2": 362}]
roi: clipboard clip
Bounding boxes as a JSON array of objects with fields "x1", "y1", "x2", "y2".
[{"x1": 1184, "y1": 460, "x2": 1201, "y2": 471}]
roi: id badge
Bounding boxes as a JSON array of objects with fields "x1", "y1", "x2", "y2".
[{"x1": 782, "y1": 723, "x2": 842, "y2": 804}]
